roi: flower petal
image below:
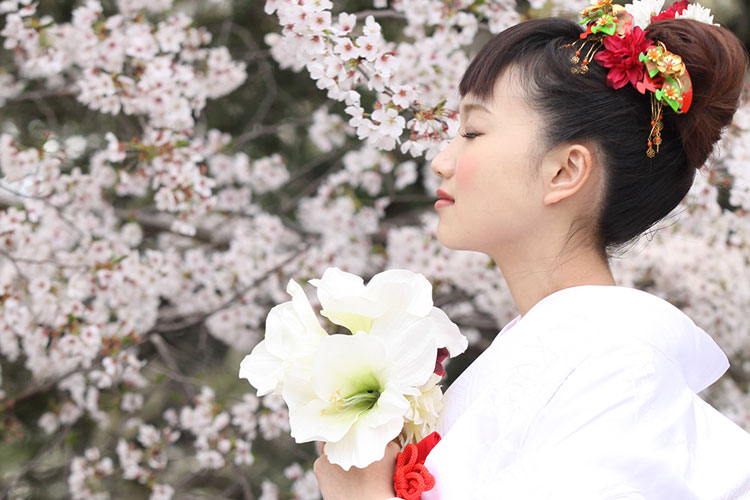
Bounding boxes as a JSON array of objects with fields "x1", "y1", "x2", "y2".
[
  {"x1": 238, "y1": 341, "x2": 282, "y2": 396},
  {"x1": 366, "y1": 310, "x2": 422, "y2": 343},
  {"x1": 364, "y1": 269, "x2": 433, "y2": 317},
  {"x1": 310, "y1": 267, "x2": 366, "y2": 291},
  {"x1": 287, "y1": 279, "x2": 327, "y2": 336},
  {"x1": 281, "y1": 365, "x2": 318, "y2": 409},
  {"x1": 426, "y1": 307, "x2": 468, "y2": 357},
  {"x1": 625, "y1": 0, "x2": 665, "y2": 29},
  {"x1": 321, "y1": 297, "x2": 384, "y2": 334},
  {"x1": 368, "y1": 314, "x2": 436, "y2": 389},
  {"x1": 242, "y1": 286, "x2": 326, "y2": 399},
  {"x1": 289, "y1": 398, "x2": 358, "y2": 443},
  {"x1": 323, "y1": 410, "x2": 404, "y2": 470},
  {"x1": 264, "y1": 302, "x2": 319, "y2": 358},
  {"x1": 310, "y1": 268, "x2": 385, "y2": 333}
]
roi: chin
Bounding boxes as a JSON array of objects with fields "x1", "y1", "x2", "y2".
[{"x1": 436, "y1": 225, "x2": 473, "y2": 251}]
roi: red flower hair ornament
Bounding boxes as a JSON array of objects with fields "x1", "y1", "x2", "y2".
[
  {"x1": 650, "y1": 0, "x2": 690, "y2": 22},
  {"x1": 594, "y1": 26, "x2": 652, "y2": 89}
]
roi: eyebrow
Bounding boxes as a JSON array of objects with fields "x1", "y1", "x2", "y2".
[{"x1": 459, "y1": 102, "x2": 491, "y2": 118}]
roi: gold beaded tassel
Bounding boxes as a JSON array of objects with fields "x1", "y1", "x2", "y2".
[
  {"x1": 646, "y1": 94, "x2": 664, "y2": 158},
  {"x1": 564, "y1": 39, "x2": 603, "y2": 75}
]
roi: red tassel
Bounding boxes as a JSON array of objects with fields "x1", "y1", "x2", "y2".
[{"x1": 393, "y1": 432, "x2": 441, "y2": 500}]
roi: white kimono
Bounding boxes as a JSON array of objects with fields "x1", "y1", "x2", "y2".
[{"x1": 396, "y1": 285, "x2": 750, "y2": 499}]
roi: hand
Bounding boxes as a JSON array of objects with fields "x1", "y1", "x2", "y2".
[{"x1": 314, "y1": 441, "x2": 400, "y2": 500}]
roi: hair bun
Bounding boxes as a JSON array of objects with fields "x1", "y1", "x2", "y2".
[{"x1": 646, "y1": 19, "x2": 748, "y2": 170}]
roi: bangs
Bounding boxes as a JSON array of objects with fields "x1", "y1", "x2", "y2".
[{"x1": 458, "y1": 18, "x2": 584, "y2": 101}]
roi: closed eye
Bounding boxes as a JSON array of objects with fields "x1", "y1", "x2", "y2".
[{"x1": 460, "y1": 132, "x2": 481, "y2": 139}]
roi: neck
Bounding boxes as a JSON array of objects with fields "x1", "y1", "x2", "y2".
[{"x1": 491, "y1": 242, "x2": 615, "y2": 317}]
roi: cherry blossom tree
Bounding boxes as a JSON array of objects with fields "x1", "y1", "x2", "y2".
[{"x1": 0, "y1": 0, "x2": 747, "y2": 498}]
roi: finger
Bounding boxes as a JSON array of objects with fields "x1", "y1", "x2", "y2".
[
  {"x1": 317, "y1": 441, "x2": 325, "y2": 455},
  {"x1": 385, "y1": 440, "x2": 401, "y2": 456}
]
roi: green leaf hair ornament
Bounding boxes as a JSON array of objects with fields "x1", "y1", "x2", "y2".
[{"x1": 638, "y1": 42, "x2": 693, "y2": 114}]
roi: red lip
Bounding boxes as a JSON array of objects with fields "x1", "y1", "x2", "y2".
[
  {"x1": 436, "y1": 189, "x2": 454, "y2": 202},
  {"x1": 435, "y1": 189, "x2": 455, "y2": 210}
]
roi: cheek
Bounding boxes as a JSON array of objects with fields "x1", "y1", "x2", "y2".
[{"x1": 456, "y1": 153, "x2": 479, "y2": 191}]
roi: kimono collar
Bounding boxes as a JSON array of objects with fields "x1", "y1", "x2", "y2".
[{"x1": 517, "y1": 285, "x2": 729, "y2": 393}]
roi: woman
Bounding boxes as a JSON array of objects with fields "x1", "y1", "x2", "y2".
[{"x1": 314, "y1": 8, "x2": 750, "y2": 500}]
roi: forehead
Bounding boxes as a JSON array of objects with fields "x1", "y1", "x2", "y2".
[
  {"x1": 460, "y1": 70, "x2": 529, "y2": 115},
  {"x1": 459, "y1": 101, "x2": 492, "y2": 116}
]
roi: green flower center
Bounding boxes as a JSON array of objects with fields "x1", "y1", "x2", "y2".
[
  {"x1": 326, "y1": 371, "x2": 382, "y2": 415},
  {"x1": 340, "y1": 387, "x2": 381, "y2": 413}
]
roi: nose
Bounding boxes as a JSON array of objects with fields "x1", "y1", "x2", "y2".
[{"x1": 430, "y1": 138, "x2": 457, "y2": 179}]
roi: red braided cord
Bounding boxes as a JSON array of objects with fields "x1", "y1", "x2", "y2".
[{"x1": 393, "y1": 443, "x2": 436, "y2": 500}]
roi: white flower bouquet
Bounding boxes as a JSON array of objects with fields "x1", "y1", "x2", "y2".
[{"x1": 239, "y1": 267, "x2": 468, "y2": 470}]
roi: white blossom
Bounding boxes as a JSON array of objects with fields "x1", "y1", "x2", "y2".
[
  {"x1": 675, "y1": 3, "x2": 718, "y2": 26},
  {"x1": 625, "y1": 0, "x2": 665, "y2": 29}
]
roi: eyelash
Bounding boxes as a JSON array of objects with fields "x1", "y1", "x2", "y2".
[{"x1": 460, "y1": 132, "x2": 481, "y2": 139}]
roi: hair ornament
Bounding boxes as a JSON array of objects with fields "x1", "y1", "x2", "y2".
[{"x1": 567, "y1": 0, "x2": 714, "y2": 156}]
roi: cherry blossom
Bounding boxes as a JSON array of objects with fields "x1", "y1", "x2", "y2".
[{"x1": 0, "y1": 0, "x2": 747, "y2": 498}]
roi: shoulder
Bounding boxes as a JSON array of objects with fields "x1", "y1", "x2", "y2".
[
  {"x1": 507, "y1": 285, "x2": 729, "y2": 394},
  {"x1": 510, "y1": 338, "x2": 750, "y2": 500}
]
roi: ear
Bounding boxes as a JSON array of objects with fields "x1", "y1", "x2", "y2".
[{"x1": 541, "y1": 143, "x2": 596, "y2": 206}]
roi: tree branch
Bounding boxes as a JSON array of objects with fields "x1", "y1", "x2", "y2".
[
  {"x1": 355, "y1": 9, "x2": 408, "y2": 21},
  {"x1": 244, "y1": 49, "x2": 270, "y2": 62},
  {"x1": 232, "y1": 463, "x2": 254, "y2": 500},
  {"x1": 33, "y1": 96, "x2": 59, "y2": 130},
  {"x1": 4, "y1": 358, "x2": 106, "y2": 411},
  {"x1": 232, "y1": 116, "x2": 311, "y2": 148},
  {"x1": 6, "y1": 88, "x2": 76, "y2": 103},
  {"x1": 0, "y1": 249, "x2": 88, "y2": 271},
  {"x1": 152, "y1": 244, "x2": 310, "y2": 333},
  {"x1": 114, "y1": 208, "x2": 218, "y2": 245},
  {"x1": 147, "y1": 334, "x2": 199, "y2": 399},
  {"x1": 0, "y1": 249, "x2": 30, "y2": 285},
  {"x1": 0, "y1": 423, "x2": 74, "y2": 500},
  {"x1": 280, "y1": 160, "x2": 344, "y2": 214},
  {"x1": 226, "y1": 22, "x2": 278, "y2": 126},
  {"x1": 0, "y1": 184, "x2": 85, "y2": 241}
]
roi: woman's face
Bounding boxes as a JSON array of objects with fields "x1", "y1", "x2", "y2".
[{"x1": 431, "y1": 70, "x2": 547, "y2": 255}]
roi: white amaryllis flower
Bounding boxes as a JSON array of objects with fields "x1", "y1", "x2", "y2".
[
  {"x1": 288, "y1": 312, "x2": 438, "y2": 470},
  {"x1": 675, "y1": 3, "x2": 718, "y2": 26},
  {"x1": 238, "y1": 280, "x2": 326, "y2": 406},
  {"x1": 310, "y1": 267, "x2": 467, "y2": 357},
  {"x1": 240, "y1": 268, "x2": 468, "y2": 469},
  {"x1": 625, "y1": 0, "x2": 665, "y2": 29}
]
